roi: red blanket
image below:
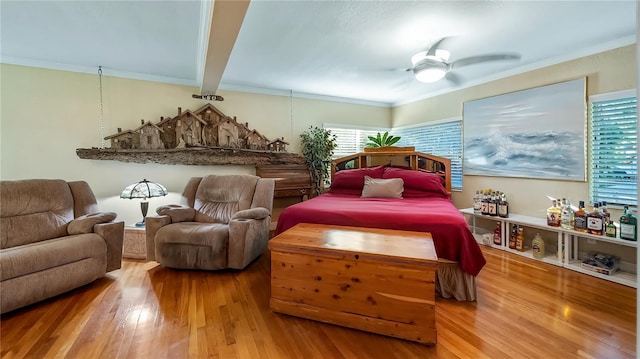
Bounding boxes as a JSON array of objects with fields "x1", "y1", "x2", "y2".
[{"x1": 275, "y1": 193, "x2": 486, "y2": 276}]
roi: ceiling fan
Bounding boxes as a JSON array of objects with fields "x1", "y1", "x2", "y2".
[{"x1": 407, "y1": 37, "x2": 521, "y2": 84}]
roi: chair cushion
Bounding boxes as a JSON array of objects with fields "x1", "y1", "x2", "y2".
[
  {"x1": 194, "y1": 175, "x2": 259, "y2": 223},
  {"x1": 155, "y1": 222, "x2": 229, "y2": 270}
]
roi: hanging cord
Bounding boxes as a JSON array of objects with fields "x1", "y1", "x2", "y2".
[
  {"x1": 290, "y1": 90, "x2": 294, "y2": 141},
  {"x1": 98, "y1": 66, "x2": 105, "y2": 148}
]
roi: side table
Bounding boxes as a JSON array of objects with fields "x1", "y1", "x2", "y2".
[{"x1": 123, "y1": 226, "x2": 147, "y2": 260}]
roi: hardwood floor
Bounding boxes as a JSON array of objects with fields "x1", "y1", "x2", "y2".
[{"x1": 1, "y1": 245, "x2": 636, "y2": 359}]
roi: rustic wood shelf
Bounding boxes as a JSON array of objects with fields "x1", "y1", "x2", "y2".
[{"x1": 76, "y1": 147, "x2": 306, "y2": 166}]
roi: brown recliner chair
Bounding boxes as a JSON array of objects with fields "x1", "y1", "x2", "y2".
[{"x1": 145, "y1": 174, "x2": 275, "y2": 270}]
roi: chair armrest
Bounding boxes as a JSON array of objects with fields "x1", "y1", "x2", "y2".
[
  {"x1": 228, "y1": 216, "x2": 271, "y2": 269},
  {"x1": 68, "y1": 212, "x2": 117, "y2": 235},
  {"x1": 156, "y1": 205, "x2": 196, "y2": 223},
  {"x1": 94, "y1": 221, "x2": 125, "y2": 272},
  {"x1": 145, "y1": 215, "x2": 171, "y2": 261},
  {"x1": 232, "y1": 207, "x2": 270, "y2": 221}
]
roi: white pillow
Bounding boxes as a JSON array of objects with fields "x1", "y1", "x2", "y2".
[{"x1": 361, "y1": 176, "x2": 404, "y2": 199}]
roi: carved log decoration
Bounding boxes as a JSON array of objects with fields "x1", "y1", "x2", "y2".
[{"x1": 78, "y1": 103, "x2": 301, "y2": 166}]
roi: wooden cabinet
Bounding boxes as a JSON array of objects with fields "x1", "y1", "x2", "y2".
[
  {"x1": 256, "y1": 165, "x2": 312, "y2": 200},
  {"x1": 460, "y1": 208, "x2": 637, "y2": 288}
]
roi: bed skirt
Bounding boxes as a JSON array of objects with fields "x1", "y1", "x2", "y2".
[{"x1": 435, "y1": 259, "x2": 477, "y2": 301}]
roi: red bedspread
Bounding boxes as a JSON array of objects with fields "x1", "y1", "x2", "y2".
[{"x1": 275, "y1": 193, "x2": 486, "y2": 276}]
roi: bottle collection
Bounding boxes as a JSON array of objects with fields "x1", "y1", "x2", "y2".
[
  {"x1": 545, "y1": 198, "x2": 637, "y2": 241},
  {"x1": 473, "y1": 190, "x2": 509, "y2": 218}
]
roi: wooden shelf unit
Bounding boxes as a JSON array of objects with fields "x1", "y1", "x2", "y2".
[{"x1": 460, "y1": 208, "x2": 637, "y2": 288}]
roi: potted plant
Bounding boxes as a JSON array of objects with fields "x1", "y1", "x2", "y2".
[
  {"x1": 364, "y1": 131, "x2": 413, "y2": 152},
  {"x1": 300, "y1": 126, "x2": 338, "y2": 196}
]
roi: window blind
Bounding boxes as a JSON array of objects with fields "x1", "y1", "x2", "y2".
[
  {"x1": 590, "y1": 92, "x2": 637, "y2": 206},
  {"x1": 323, "y1": 126, "x2": 386, "y2": 159},
  {"x1": 394, "y1": 120, "x2": 463, "y2": 190}
]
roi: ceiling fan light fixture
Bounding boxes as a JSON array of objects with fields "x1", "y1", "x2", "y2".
[{"x1": 414, "y1": 67, "x2": 447, "y2": 83}]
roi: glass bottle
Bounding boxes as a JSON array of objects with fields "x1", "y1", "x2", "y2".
[
  {"x1": 531, "y1": 233, "x2": 545, "y2": 259},
  {"x1": 473, "y1": 190, "x2": 482, "y2": 214},
  {"x1": 601, "y1": 201, "x2": 611, "y2": 225},
  {"x1": 573, "y1": 200, "x2": 589, "y2": 233},
  {"x1": 498, "y1": 193, "x2": 509, "y2": 218},
  {"x1": 488, "y1": 192, "x2": 498, "y2": 216},
  {"x1": 515, "y1": 227, "x2": 525, "y2": 252},
  {"x1": 546, "y1": 200, "x2": 561, "y2": 227},
  {"x1": 508, "y1": 224, "x2": 518, "y2": 249},
  {"x1": 605, "y1": 221, "x2": 617, "y2": 238},
  {"x1": 587, "y1": 202, "x2": 604, "y2": 235},
  {"x1": 493, "y1": 222, "x2": 502, "y2": 246},
  {"x1": 481, "y1": 190, "x2": 490, "y2": 215},
  {"x1": 620, "y1": 206, "x2": 637, "y2": 241},
  {"x1": 560, "y1": 198, "x2": 574, "y2": 230}
]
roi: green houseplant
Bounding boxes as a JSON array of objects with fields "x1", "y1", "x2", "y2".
[
  {"x1": 365, "y1": 131, "x2": 401, "y2": 148},
  {"x1": 300, "y1": 126, "x2": 338, "y2": 196}
]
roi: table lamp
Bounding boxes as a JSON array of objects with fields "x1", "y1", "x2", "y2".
[{"x1": 120, "y1": 179, "x2": 167, "y2": 227}]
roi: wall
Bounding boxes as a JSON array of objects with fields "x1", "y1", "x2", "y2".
[
  {"x1": 0, "y1": 64, "x2": 391, "y2": 225},
  {"x1": 392, "y1": 45, "x2": 637, "y2": 220}
]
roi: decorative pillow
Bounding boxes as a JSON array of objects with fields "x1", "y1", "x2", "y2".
[
  {"x1": 382, "y1": 167, "x2": 448, "y2": 197},
  {"x1": 361, "y1": 176, "x2": 404, "y2": 198},
  {"x1": 68, "y1": 212, "x2": 117, "y2": 235},
  {"x1": 157, "y1": 204, "x2": 196, "y2": 223},
  {"x1": 330, "y1": 165, "x2": 385, "y2": 191}
]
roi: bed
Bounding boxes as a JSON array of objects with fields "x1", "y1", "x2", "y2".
[{"x1": 275, "y1": 149, "x2": 486, "y2": 301}]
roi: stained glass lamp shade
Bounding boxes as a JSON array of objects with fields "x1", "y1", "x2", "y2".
[{"x1": 120, "y1": 179, "x2": 167, "y2": 227}]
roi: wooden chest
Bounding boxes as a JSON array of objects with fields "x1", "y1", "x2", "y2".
[
  {"x1": 256, "y1": 165, "x2": 312, "y2": 200},
  {"x1": 269, "y1": 223, "x2": 438, "y2": 345}
]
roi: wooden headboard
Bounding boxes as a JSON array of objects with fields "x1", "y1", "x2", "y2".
[{"x1": 331, "y1": 148, "x2": 452, "y2": 193}]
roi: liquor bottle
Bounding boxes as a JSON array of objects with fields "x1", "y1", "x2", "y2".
[
  {"x1": 493, "y1": 222, "x2": 502, "y2": 246},
  {"x1": 515, "y1": 227, "x2": 525, "y2": 252},
  {"x1": 605, "y1": 221, "x2": 617, "y2": 238},
  {"x1": 587, "y1": 202, "x2": 604, "y2": 235},
  {"x1": 498, "y1": 192, "x2": 509, "y2": 218},
  {"x1": 488, "y1": 192, "x2": 498, "y2": 216},
  {"x1": 619, "y1": 206, "x2": 637, "y2": 241},
  {"x1": 481, "y1": 190, "x2": 490, "y2": 215},
  {"x1": 546, "y1": 200, "x2": 561, "y2": 227},
  {"x1": 531, "y1": 233, "x2": 545, "y2": 259},
  {"x1": 560, "y1": 198, "x2": 574, "y2": 230},
  {"x1": 601, "y1": 201, "x2": 611, "y2": 225},
  {"x1": 508, "y1": 224, "x2": 518, "y2": 249},
  {"x1": 473, "y1": 190, "x2": 482, "y2": 214}
]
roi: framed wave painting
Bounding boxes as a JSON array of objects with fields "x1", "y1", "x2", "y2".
[{"x1": 463, "y1": 78, "x2": 586, "y2": 181}]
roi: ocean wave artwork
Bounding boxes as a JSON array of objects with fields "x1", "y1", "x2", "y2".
[
  {"x1": 464, "y1": 129, "x2": 585, "y2": 180},
  {"x1": 462, "y1": 78, "x2": 586, "y2": 181}
]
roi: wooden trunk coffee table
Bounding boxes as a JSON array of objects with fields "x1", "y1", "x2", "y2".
[{"x1": 269, "y1": 223, "x2": 438, "y2": 345}]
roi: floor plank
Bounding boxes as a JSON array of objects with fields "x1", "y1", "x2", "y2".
[{"x1": 1, "y1": 245, "x2": 636, "y2": 359}]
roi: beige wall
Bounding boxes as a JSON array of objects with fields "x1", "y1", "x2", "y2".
[
  {"x1": 0, "y1": 64, "x2": 391, "y2": 225},
  {"x1": 393, "y1": 45, "x2": 637, "y2": 220}
]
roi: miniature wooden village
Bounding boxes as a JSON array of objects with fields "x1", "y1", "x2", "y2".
[
  {"x1": 104, "y1": 104, "x2": 289, "y2": 152},
  {"x1": 76, "y1": 104, "x2": 306, "y2": 166}
]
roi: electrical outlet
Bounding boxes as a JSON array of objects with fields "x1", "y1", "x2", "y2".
[{"x1": 587, "y1": 238, "x2": 596, "y2": 245}]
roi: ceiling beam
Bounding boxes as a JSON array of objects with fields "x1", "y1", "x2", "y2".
[{"x1": 199, "y1": 0, "x2": 250, "y2": 95}]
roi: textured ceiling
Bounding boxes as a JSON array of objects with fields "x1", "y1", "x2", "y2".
[{"x1": 1, "y1": 1, "x2": 637, "y2": 107}]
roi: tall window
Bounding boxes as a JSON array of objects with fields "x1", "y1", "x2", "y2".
[
  {"x1": 589, "y1": 89, "x2": 637, "y2": 206},
  {"x1": 325, "y1": 119, "x2": 463, "y2": 190},
  {"x1": 394, "y1": 119, "x2": 463, "y2": 190}
]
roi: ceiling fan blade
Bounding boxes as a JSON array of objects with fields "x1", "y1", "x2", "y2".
[
  {"x1": 450, "y1": 54, "x2": 521, "y2": 69},
  {"x1": 425, "y1": 37, "x2": 449, "y2": 57},
  {"x1": 444, "y1": 71, "x2": 461, "y2": 85}
]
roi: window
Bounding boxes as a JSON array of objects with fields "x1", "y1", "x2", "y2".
[
  {"x1": 325, "y1": 118, "x2": 463, "y2": 190},
  {"x1": 323, "y1": 125, "x2": 387, "y2": 159},
  {"x1": 394, "y1": 119, "x2": 463, "y2": 190},
  {"x1": 589, "y1": 90, "x2": 637, "y2": 206}
]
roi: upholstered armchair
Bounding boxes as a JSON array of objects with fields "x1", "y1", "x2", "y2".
[{"x1": 145, "y1": 174, "x2": 275, "y2": 270}]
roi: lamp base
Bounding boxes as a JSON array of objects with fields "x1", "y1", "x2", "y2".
[{"x1": 135, "y1": 221, "x2": 146, "y2": 227}]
